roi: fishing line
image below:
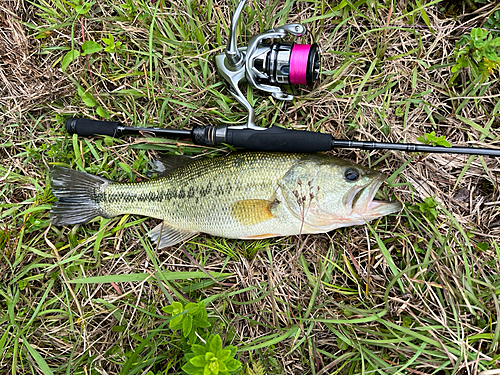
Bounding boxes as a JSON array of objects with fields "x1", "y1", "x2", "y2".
[{"x1": 315, "y1": 25, "x2": 500, "y2": 32}]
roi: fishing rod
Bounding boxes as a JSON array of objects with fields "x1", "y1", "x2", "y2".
[
  {"x1": 63, "y1": 0, "x2": 500, "y2": 157},
  {"x1": 65, "y1": 117, "x2": 500, "y2": 156}
]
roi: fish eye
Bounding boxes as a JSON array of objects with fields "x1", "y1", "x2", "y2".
[{"x1": 344, "y1": 168, "x2": 360, "y2": 182}]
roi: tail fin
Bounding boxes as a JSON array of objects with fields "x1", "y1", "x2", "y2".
[{"x1": 50, "y1": 166, "x2": 112, "y2": 226}]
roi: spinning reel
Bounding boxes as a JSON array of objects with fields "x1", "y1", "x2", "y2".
[{"x1": 215, "y1": 0, "x2": 321, "y2": 129}]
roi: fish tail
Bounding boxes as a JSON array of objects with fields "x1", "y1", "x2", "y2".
[{"x1": 50, "y1": 166, "x2": 112, "y2": 226}]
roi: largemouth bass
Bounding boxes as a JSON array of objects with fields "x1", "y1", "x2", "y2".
[{"x1": 50, "y1": 152, "x2": 402, "y2": 247}]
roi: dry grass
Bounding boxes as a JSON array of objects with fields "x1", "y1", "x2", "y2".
[{"x1": 1, "y1": 0, "x2": 500, "y2": 374}]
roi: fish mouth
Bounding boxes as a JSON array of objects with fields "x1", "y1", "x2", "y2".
[{"x1": 344, "y1": 174, "x2": 402, "y2": 217}]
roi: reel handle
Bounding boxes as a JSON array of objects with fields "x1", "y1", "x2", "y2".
[
  {"x1": 190, "y1": 125, "x2": 333, "y2": 152},
  {"x1": 225, "y1": 126, "x2": 332, "y2": 152}
]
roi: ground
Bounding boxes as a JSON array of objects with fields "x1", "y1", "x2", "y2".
[{"x1": 1, "y1": 0, "x2": 500, "y2": 374}]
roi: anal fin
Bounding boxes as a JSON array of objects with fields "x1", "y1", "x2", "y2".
[{"x1": 148, "y1": 221, "x2": 198, "y2": 248}]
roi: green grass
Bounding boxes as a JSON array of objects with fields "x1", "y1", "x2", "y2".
[{"x1": 1, "y1": 0, "x2": 500, "y2": 374}]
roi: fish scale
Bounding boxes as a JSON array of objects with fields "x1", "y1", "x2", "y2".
[
  {"x1": 50, "y1": 152, "x2": 402, "y2": 247},
  {"x1": 86, "y1": 153, "x2": 297, "y2": 238}
]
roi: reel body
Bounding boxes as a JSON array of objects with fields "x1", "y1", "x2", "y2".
[{"x1": 215, "y1": 0, "x2": 320, "y2": 128}]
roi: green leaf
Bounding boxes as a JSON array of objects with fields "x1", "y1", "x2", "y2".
[
  {"x1": 168, "y1": 301, "x2": 184, "y2": 328},
  {"x1": 416, "y1": 135, "x2": 428, "y2": 144},
  {"x1": 217, "y1": 360, "x2": 227, "y2": 373},
  {"x1": 208, "y1": 334, "x2": 222, "y2": 354},
  {"x1": 22, "y1": 336, "x2": 54, "y2": 375},
  {"x1": 476, "y1": 242, "x2": 489, "y2": 251},
  {"x1": 96, "y1": 106, "x2": 109, "y2": 119},
  {"x1": 190, "y1": 355, "x2": 207, "y2": 367},
  {"x1": 185, "y1": 302, "x2": 199, "y2": 315},
  {"x1": 81, "y1": 40, "x2": 102, "y2": 55},
  {"x1": 193, "y1": 316, "x2": 211, "y2": 328},
  {"x1": 118, "y1": 162, "x2": 132, "y2": 174},
  {"x1": 170, "y1": 315, "x2": 183, "y2": 329},
  {"x1": 163, "y1": 306, "x2": 172, "y2": 313},
  {"x1": 182, "y1": 361, "x2": 204, "y2": 375},
  {"x1": 69, "y1": 271, "x2": 232, "y2": 284},
  {"x1": 191, "y1": 344, "x2": 206, "y2": 357},
  {"x1": 102, "y1": 33, "x2": 122, "y2": 53},
  {"x1": 77, "y1": 87, "x2": 97, "y2": 107},
  {"x1": 217, "y1": 349, "x2": 231, "y2": 361},
  {"x1": 474, "y1": 40, "x2": 485, "y2": 49},
  {"x1": 484, "y1": 50, "x2": 498, "y2": 61},
  {"x1": 102, "y1": 33, "x2": 114, "y2": 46},
  {"x1": 171, "y1": 302, "x2": 183, "y2": 313},
  {"x1": 61, "y1": 50, "x2": 80, "y2": 72},
  {"x1": 226, "y1": 345, "x2": 237, "y2": 358},
  {"x1": 103, "y1": 33, "x2": 115, "y2": 52},
  {"x1": 184, "y1": 334, "x2": 241, "y2": 375},
  {"x1": 75, "y1": 2, "x2": 93, "y2": 14},
  {"x1": 417, "y1": 131, "x2": 450, "y2": 147},
  {"x1": 183, "y1": 314, "x2": 193, "y2": 338},
  {"x1": 471, "y1": 28, "x2": 487, "y2": 41},
  {"x1": 224, "y1": 358, "x2": 242, "y2": 372}
]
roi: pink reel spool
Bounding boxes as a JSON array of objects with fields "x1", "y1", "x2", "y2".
[{"x1": 289, "y1": 43, "x2": 319, "y2": 85}]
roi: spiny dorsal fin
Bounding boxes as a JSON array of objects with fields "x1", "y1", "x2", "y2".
[
  {"x1": 230, "y1": 199, "x2": 278, "y2": 226},
  {"x1": 148, "y1": 221, "x2": 198, "y2": 248},
  {"x1": 148, "y1": 154, "x2": 195, "y2": 177}
]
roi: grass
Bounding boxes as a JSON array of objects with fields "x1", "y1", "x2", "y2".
[{"x1": 1, "y1": 0, "x2": 500, "y2": 374}]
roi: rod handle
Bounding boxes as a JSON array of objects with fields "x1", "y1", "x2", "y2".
[
  {"x1": 226, "y1": 126, "x2": 333, "y2": 152},
  {"x1": 65, "y1": 118, "x2": 123, "y2": 137}
]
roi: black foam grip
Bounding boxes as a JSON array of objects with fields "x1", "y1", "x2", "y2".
[
  {"x1": 226, "y1": 126, "x2": 332, "y2": 153},
  {"x1": 65, "y1": 118, "x2": 122, "y2": 137}
]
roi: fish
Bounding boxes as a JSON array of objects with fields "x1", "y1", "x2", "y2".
[{"x1": 49, "y1": 152, "x2": 402, "y2": 248}]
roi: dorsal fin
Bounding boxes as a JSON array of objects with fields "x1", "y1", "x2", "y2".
[{"x1": 148, "y1": 154, "x2": 195, "y2": 177}]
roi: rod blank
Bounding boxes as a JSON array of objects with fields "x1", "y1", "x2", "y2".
[{"x1": 331, "y1": 139, "x2": 500, "y2": 157}]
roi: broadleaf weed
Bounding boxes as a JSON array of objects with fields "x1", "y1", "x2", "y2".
[
  {"x1": 182, "y1": 334, "x2": 241, "y2": 375},
  {"x1": 163, "y1": 301, "x2": 211, "y2": 343},
  {"x1": 484, "y1": 10, "x2": 500, "y2": 34},
  {"x1": 416, "y1": 131, "x2": 451, "y2": 147},
  {"x1": 451, "y1": 27, "x2": 500, "y2": 82},
  {"x1": 102, "y1": 33, "x2": 123, "y2": 54},
  {"x1": 408, "y1": 197, "x2": 439, "y2": 222},
  {"x1": 162, "y1": 301, "x2": 241, "y2": 374}
]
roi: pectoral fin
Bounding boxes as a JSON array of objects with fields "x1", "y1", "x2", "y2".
[
  {"x1": 148, "y1": 221, "x2": 198, "y2": 248},
  {"x1": 230, "y1": 199, "x2": 278, "y2": 226}
]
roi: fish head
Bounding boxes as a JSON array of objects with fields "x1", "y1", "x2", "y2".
[{"x1": 279, "y1": 156, "x2": 402, "y2": 231}]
